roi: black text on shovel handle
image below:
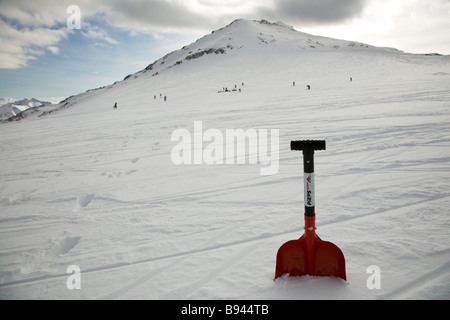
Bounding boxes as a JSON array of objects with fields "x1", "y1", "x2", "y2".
[{"x1": 290, "y1": 140, "x2": 326, "y2": 217}]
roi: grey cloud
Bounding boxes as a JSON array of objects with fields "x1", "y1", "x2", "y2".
[
  {"x1": 0, "y1": 0, "x2": 215, "y2": 69},
  {"x1": 259, "y1": 0, "x2": 368, "y2": 25},
  {"x1": 0, "y1": 0, "x2": 372, "y2": 69},
  {"x1": 107, "y1": 0, "x2": 215, "y2": 32}
]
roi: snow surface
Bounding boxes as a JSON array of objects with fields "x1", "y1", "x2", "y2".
[{"x1": 1, "y1": 19, "x2": 450, "y2": 300}]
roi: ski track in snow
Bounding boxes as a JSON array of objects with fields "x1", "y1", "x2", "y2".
[{"x1": 1, "y1": 20, "x2": 450, "y2": 299}]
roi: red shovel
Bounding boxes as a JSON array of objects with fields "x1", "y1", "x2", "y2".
[{"x1": 275, "y1": 140, "x2": 346, "y2": 281}]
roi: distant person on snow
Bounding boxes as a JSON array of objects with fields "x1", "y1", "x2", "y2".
[
  {"x1": 164, "y1": 96, "x2": 167, "y2": 101},
  {"x1": 306, "y1": 85, "x2": 311, "y2": 90},
  {"x1": 113, "y1": 102, "x2": 118, "y2": 109}
]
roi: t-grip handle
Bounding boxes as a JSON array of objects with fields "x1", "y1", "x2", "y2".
[
  {"x1": 291, "y1": 140, "x2": 326, "y2": 217},
  {"x1": 291, "y1": 140, "x2": 326, "y2": 151}
]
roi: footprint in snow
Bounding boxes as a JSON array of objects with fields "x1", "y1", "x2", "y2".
[
  {"x1": 58, "y1": 236, "x2": 81, "y2": 255},
  {"x1": 21, "y1": 233, "x2": 82, "y2": 274},
  {"x1": 152, "y1": 141, "x2": 161, "y2": 151},
  {"x1": 78, "y1": 194, "x2": 94, "y2": 208}
]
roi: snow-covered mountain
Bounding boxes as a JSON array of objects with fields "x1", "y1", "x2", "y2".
[
  {"x1": 0, "y1": 98, "x2": 53, "y2": 121},
  {"x1": 0, "y1": 19, "x2": 449, "y2": 300},
  {"x1": 10, "y1": 18, "x2": 430, "y2": 121},
  {"x1": 136, "y1": 19, "x2": 384, "y2": 78}
]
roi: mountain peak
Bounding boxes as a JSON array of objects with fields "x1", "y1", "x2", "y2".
[
  {"x1": 133, "y1": 20, "x2": 297, "y2": 78},
  {"x1": 133, "y1": 19, "x2": 382, "y2": 80},
  {"x1": 226, "y1": 19, "x2": 293, "y2": 30}
]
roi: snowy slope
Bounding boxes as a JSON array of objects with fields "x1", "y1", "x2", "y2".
[{"x1": 0, "y1": 19, "x2": 449, "y2": 300}]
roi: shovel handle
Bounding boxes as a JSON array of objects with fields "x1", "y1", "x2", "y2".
[
  {"x1": 291, "y1": 140, "x2": 326, "y2": 151},
  {"x1": 291, "y1": 140, "x2": 326, "y2": 217},
  {"x1": 291, "y1": 140, "x2": 326, "y2": 173}
]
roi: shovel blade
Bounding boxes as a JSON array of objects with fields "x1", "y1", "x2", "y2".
[{"x1": 275, "y1": 235, "x2": 346, "y2": 280}]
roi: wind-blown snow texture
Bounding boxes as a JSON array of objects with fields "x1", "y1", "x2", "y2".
[{"x1": 1, "y1": 19, "x2": 449, "y2": 300}]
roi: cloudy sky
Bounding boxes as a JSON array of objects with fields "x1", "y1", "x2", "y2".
[{"x1": 1, "y1": 0, "x2": 449, "y2": 100}]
